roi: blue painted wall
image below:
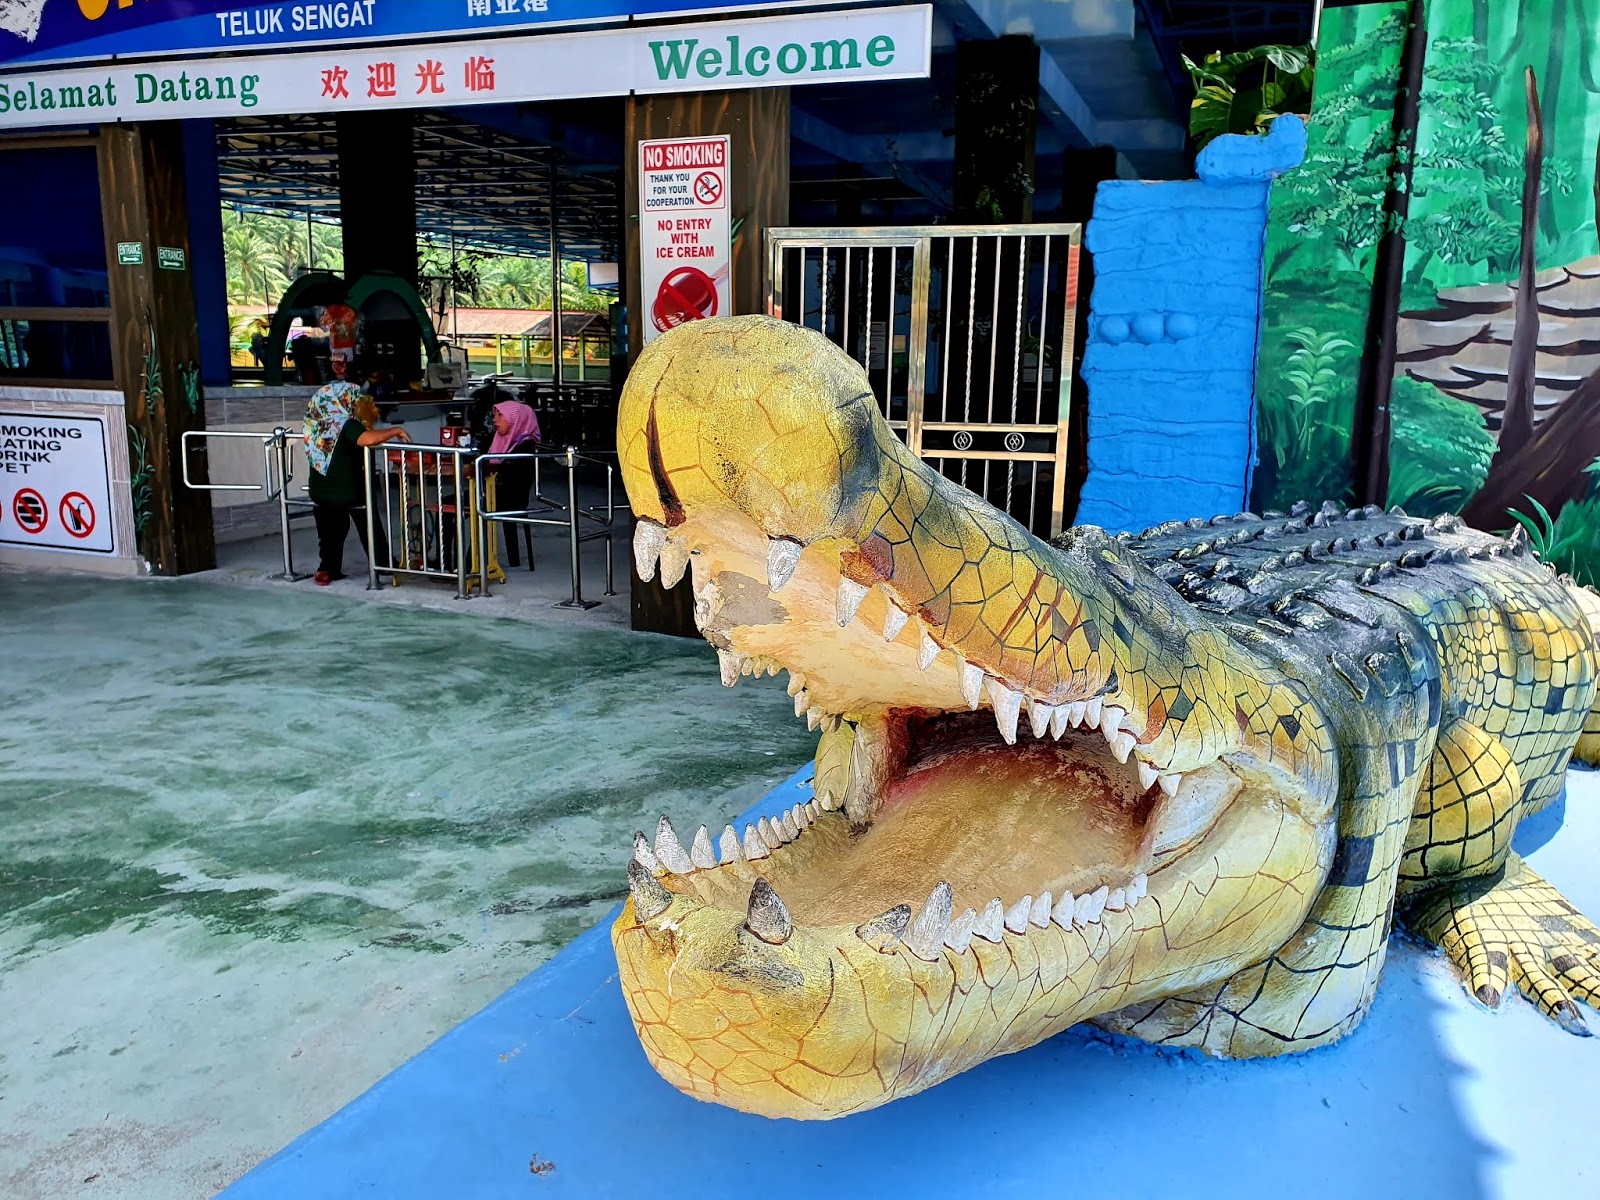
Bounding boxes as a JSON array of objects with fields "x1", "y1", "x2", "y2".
[
  {"x1": 182, "y1": 119, "x2": 233, "y2": 388},
  {"x1": 1073, "y1": 116, "x2": 1307, "y2": 533}
]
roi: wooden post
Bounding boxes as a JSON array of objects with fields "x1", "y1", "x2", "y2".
[
  {"x1": 622, "y1": 88, "x2": 791, "y2": 637},
  {"x1": 98, "y1": 122, "x2": 215, "y2": 576}
]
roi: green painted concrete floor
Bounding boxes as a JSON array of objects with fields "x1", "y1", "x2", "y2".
[{"x1": 0, "y1": 572, "x2": 816, "y2": 1199}]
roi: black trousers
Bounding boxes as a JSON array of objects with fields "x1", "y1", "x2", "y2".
[{"x1": 313, "y1": 503, "x2": 387, "y2": 576}]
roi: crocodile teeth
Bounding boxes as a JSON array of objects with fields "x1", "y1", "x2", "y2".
[
  {"x1": 1050, "y1": 891, "x2": 1077, "y2": 929},
  {"x1": 633, "y1": 520, "x2": 667, "y2": 581},
  {"x1": 904, "y1": 882, "x2": 954, "y2": 960},
  {"x1": 1100, "y1": 704, "x2": 1128, "y2": 740},
  {"x1": 804, "y1": 800, "x2": 819, "y2": 821},
  {"x1": 1074, "y1": 885, "x2": 1109, "y2": 927},
  {"x1": 1083, "y1": 695, "x2": 1104, "y2": 728},
  {"x1": 918, "y1": 631, "x2": 941, "y2": 670},
  {"x1": 882, "y1": 604, "x2": 910, "y2": 642},
  {"x1": 718, "y1": 825, "x2": 743, "y2": 864},
  {"x1": 1109, "y1": 730, "x2": 1137, "y2": 763},
  {"x1": 717, "y1": 649, "x2": 741, "y2": 687},
  {"x1": 1004, "y1": 896, "x2": 1033, "y2": 934},
  {"x1": 973, "y1": 899, "x2": 1006, "y2": 943},
  {"x1": 742, "y1": 824, "x2": 770, "y2": 860},
  {"x1": 767, "y1": 537, "x2": 803, "y2": 592},
  {"x1": 1062, "y1": 701, "x2": 1087, "y2": 730},
  {"x1": 856, "y1": 905, "x2": 911, "y2": 952},
  {"x1": 807, "y1": 708, "x2": 823, "y2": 732},
  {"x1": 836, "y1": 578, "x2": 870, "y2": 626},
  {"x1": 1104, "y1": 886, "x2": 1128, "y2": 912},
  {"x1": 779, "y1": 811, "x2": 800, "y2": 841},
  {"x1": 794, "y1": 689, "x2": 809, "y2": 717},
  {"x1": 1137, "y1": 760, "x2": 1159, "y2": 791},
  {"x1": 689, "y1": 825, "x2": 717, "y2": 870},
  {"x1": 1131, "y1": 873, "x2": 1149, "y2": 901},
  {"x1": 1027, "y1": 699, "x2": 1055, "y2": 739},
  {"x1": 944, "y1": 908, "x2": 977, "y2": 953},
  {"x1": 986, "y1": 679, "x2": 1022, "y2": 744},
  {"x1": 655, "y1": 816, "x2": 694, "y2": 875},
  {"x1": 745, "y1": 879, "x2": 792, "y2": 945},
  {"x1": 658, "y1": 538, "x2": 690, "y2": 588},
  {"x1": 632, "y1": 830, "x2": 660, "y2": 874},
  {"x1": 792, "y1": 803, "x2": 811, "y2": 829},
  {"x1": 786, "y1": 672, "x2": 807, "y2": 697},
  {"x1": 1049, "y1": 706, "x2": 1073, "y2": 740},
  {"x1": 1159, "y1": 773, "x2": 1182, "y2": 798},
  {"x1": 958, "y1": 661, "x2": 985, "y2": 709},
  {"x1": 628, "y1": 857, "x2": 672, "y2": 920},
  {"x1": 758, "y1": 817, "x2": 784, "y2": 849},
  {"x1": 1029, "y1": 892, "x2": 1053, "y2": 928}
]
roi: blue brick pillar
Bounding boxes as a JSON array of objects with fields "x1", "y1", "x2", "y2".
[{"x1": 1073, "y1": 116, "x2": 1306, "y2": 533}]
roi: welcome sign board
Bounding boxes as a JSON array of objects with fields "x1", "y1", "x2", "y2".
[{"x1": 0, "y1": 6, "x2": 932, "y2": 128}]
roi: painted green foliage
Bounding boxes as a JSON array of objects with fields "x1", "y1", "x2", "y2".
[{"x1": 1255, "y1": 0, "x2": 1600, "y2": 571}]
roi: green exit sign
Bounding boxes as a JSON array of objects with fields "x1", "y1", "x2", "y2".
[
  {"x1": 157, "y1": 246, "x2": 186, "y2": 271},
  {"x1": 116, "y1": 241, "x2": 144, "y2": 266}
]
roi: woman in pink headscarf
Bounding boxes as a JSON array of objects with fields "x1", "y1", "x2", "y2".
[{"x1": 487, "y1": 399, "x2": 542, "y2": 568}]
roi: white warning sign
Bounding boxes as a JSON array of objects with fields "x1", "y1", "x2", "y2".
[
  {"x1": 0, "y1": 413, "x2": 114, "y2": 554},
  {"x1": 639, "y1": 135, "x2": 731, "y2": 345}
]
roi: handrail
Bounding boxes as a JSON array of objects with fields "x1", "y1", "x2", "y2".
[
  {"x1": 180, "y1": 426, "x2": 308, "y2": 581},
  {"x1": 363, "y1": 441, "x2": 472, "y2": 599}
]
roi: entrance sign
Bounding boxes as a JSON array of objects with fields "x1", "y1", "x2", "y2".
[
  {"x1": 640, "y1": 135, "x2": 730, "y2": 344},
  {"x1": 0, "y1": 0, "x2": 829, "y2": 69},
  {"x1": 116, "y1": 241, "x2": 143, "y2": 265},
  {"x1": 0, "y1": 413, "x2": 114, "y2": 553},
  {"x1": 157, "y1": 246, "x2": 186, "y2": 271},
  {"x1": 0, "y1": 6, "x2": 933, "y2": 129}
]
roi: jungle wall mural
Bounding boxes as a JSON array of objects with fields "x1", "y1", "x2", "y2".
[{"x1": 1256, "y1": 0, "x2": 1600, "y2": 581}]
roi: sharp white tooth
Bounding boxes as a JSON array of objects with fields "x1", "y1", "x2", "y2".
[
  {"x1": 1137, "y1": 760, "x2": 1159, "y2": 791},
  {"x1": 1029, "y1": 892, "x2": 1052, "y2": 928},
  {"x1": 628, "y1": 858, "x2": 672, "y2": 921},
  {"x1": 1074, "y1": 885, "x2": 1109, "y2": 927},
  {"x1": 987, "y1": 679, "x2": 1022, "y2": 744},
  {"x1": 973, "y1": 899, "x2": 1005, "y2": 942},
  {"x1": 1104, "y1": 886, "x2": 1128, "y2": 912},
  {"x1": 1131, "y1": 873, "x2": 1148, "y2": 901},
  {"x1": 1100, "y1": 705, "x2": 1127, "y2": 740},
  {"x1": 791, "y1": 803, "x2": 810, "y2": 829},
  {"x1": 692, "y1": 580, "x2": 719, "y2": 630},
  {"x1": 1064, "y1": 700, "x2": 1087, "y2": 729},
  {"x1": 1110, "y1": 730, "x2": 1136, "y2": 763},
  {"x1": 780, "y1": 812, "x2": 799, "y2": 841},
  {"x1": 1028, "y1": 699, "x2": 1055, "y2": 740},
  {"x1": 1083, "y1": 696, "x2": 1103, "y2": 728},
  {"x1": 689, "y1": 825, "x2": 717, "y2": 870},
  {"x1": 767, "y1": 537, "x2": 803, "y2": 592},
  {"x1": 944, "y1": 908, "x2": 977, "y2": 953},
  {"x1": 918, "y1": 631, "x2": 941, "y2": 670},
  {"x1": 717, "y1": 649, "x2": 742, "y2": 687},
  {"x1": 786, "y1": 672, "x2": 807, "y2": 697},
  {"x1": 654, "y1": 816, "x2": 694, "y2": 875},
  {"x1": 807, "y1": 708, "x2": 823, "y2": 732},
  {"x1": 818, "y1": 789, "x2": 840, "y2": 812},
  {"x1": 959, "y1": 661, "x2": 984, "y2": 709},
  {"x1": 1049, "y1": 706, "x2": 1072, "y2": 739},
  {"x1": 1051, "y1": 891, "x2": 1077, "y2": 929},
  {"x1": 836, "y1": 578, "x2": 870, "y2": 626},
  {"x1": 758, "y1": 817, "x2": 784, "y2": 849},
  {"x1": 632, "y1": 831, "x2": 660, "y2": 874},
  {"x1": 633, "y1": 520, "x2": 667, "y2": 581},
  {"x1": 804, "y1": 800, "x2": 820, "y2": 822},
  {"x1": 1159, "y1": 773, "x2": 1182, "y2": 798},
  {"x1": 719, "y1": 825, "x2": 744, "y2": 864},
  {"x1": 1004, "y1": 896, "x2": 1033, "y2": 934},
  {"x1": 743, "y1": 825, "x2": 770, "y2": 860},
  {"x1": 883, "y1": 604, "x2": 910, "y2": 642},
  {"x1": 658, "y1": 538, "x2": 690, "y2": 588},
  {"x1": 904, "y1": 882, "x2": 954, "y2": 960},
  {"x1": 794, "y1": 689, "x2": 809, "y2": 717}
]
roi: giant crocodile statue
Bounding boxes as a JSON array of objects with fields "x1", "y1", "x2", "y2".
[{"x1": 611, "y1": 314, "x2": 1600, "y2": 1120}]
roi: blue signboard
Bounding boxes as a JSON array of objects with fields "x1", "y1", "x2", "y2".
[{"x1": 0, "y1": 0, "x2": 796, "y2": 69}]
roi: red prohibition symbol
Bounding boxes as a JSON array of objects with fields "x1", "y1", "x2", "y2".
[
  {"x1": 651, "y1": 266, "x2": 719, "y2": 333},
  {"x1": 12, "y1": 487, "x2": 47, "y2": 534},
  {"x1": 693, "y1": 170, "x2": 723, "y2": 205},
  {"x1": 59, "y1": 492, "x2": 96, "y2": 539}
]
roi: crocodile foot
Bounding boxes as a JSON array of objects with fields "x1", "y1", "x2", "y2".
[{"x1": 1407, "y1": 853, "x2": 1600, "y2": 1035}]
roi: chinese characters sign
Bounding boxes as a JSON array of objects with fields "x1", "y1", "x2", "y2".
[
  {"x1": 639, "y1": 136, "x2": 730, "y2": 345},
  {"x1": 0, "y1": 6, "x2": 933, "y2": 128}
]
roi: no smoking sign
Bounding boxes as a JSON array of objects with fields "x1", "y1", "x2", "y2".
[
  {"x1": 639, "y1": 135, "x2": 730, "y2": 345},
  {"x1": 1, "y1": 412, "x2": 115, "y2": 554}
]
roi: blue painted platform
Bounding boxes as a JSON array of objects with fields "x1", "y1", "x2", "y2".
[{"x1": 226, "y1": 766, "x2": 1600, "y2": 1200}]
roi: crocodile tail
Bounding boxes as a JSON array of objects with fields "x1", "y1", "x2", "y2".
[{"x1": 1567, "y1": 583, "x2": 1600, "y2": 766}]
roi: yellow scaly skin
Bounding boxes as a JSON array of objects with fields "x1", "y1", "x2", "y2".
[{"x1": 611, "y1": 316, "x2": 1600, "y2": 1120}]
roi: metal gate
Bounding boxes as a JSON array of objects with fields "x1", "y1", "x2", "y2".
[{"x1": 766, "y1": 224, "x2": 1082, "y2": 537}]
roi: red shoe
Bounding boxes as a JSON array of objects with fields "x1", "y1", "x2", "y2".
[{"x1": 313, "y1": 570, "x2": 331, "y2": 586}]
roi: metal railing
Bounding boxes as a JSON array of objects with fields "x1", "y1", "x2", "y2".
[
  {"x1": 473, "y1": 445, "x2": 619, "y2": 609},
  {"x1": 181, "y1": 426, "x2": 310, "y2": 581},
  {"x1": 363, "y1": 442, "x2": 472, "y2": 599}
]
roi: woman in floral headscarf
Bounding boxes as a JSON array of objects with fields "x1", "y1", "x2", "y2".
[{"x1": 304, "y1": 376, "x2": 411, "y2": 585}]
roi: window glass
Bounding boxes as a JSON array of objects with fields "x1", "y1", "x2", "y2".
[{"x1": 0, "y1": 147, "x2": 110, "y2": 309}]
